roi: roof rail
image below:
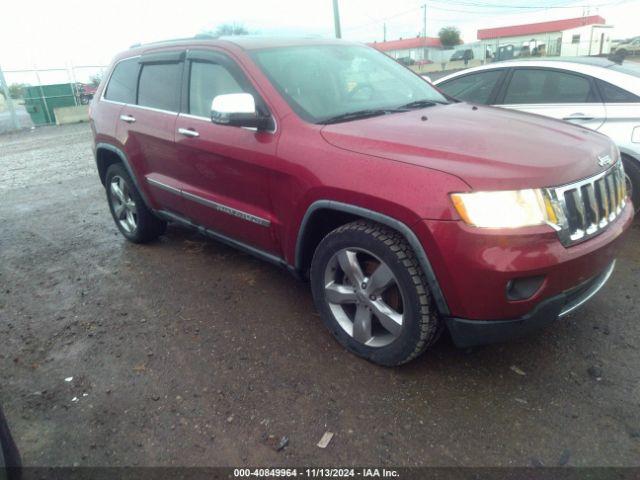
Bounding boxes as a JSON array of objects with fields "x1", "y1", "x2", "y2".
[{"x1": 129, "y1": 34, "x2": 217, "y2": 49}]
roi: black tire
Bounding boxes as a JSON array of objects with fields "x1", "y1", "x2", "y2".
[
  {"x1": 105, "y1": 163, "x2": 166, "y2": 243},
  {"x1": 622, "y1": 154, "x2": 640, "y2": 213},
  {"x1": 310, "y1": 220, "x2": 441, "y2": 366}
]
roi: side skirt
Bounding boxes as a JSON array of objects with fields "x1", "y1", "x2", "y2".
[{"x1": 155, "y1": 210, "x2": 296, "y2": 274}]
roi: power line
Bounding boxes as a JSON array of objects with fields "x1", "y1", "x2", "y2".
[
  {"x1": 342, "y1": 6, "x2": 422, "y2": 32},
  {"x1": 429, "y1": 0, "x2": 632, "y2": 10},
  {"x1": 342, "y1": 0, "x2": 636, "y2": 37}
]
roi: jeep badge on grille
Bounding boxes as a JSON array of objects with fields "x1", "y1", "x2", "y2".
[{"x1": 598, "y1": 154, "x2": 613, "y2": 167}]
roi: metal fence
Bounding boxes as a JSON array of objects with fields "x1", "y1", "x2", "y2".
[
  {"x1": 409, "y1": 37, "x2": 618, "y2": 74},
  {"x1": 0, "y1": 64, "x2": 108, "y2": 133}
]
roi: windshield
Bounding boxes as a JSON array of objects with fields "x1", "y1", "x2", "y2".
[
  {"x1": 609, "y1": 61, "x2": 640, "y2": 78},
  {"x1": 252, "y1": 44, "x2": 448, "y2": 123}
]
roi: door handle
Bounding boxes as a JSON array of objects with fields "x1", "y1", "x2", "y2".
[
  {"x1": 119, "y1": 114, "x2": 136, "y2": 123},
  {"x1": 178, "y1": 127, "x2": 200, "y2": 138},
  {"x1": 563, "y1": 113, "x2": 594, "y2": 121}
]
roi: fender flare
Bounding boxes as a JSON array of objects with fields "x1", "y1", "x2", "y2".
[
  {"x1": 295, "y1": 200, "x2": 450, "y2": 315},
  {"x1": 95, "y1": 142, "x2": 152, "y2": 208}
]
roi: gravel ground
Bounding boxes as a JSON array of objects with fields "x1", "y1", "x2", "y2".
[{"x1": 1, "y1": 123, "x2": 639, "y2": 467}]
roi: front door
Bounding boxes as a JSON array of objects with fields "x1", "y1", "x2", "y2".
[
  {"x1": 497, "y1": 67, "x2": 607, "y2": 131},
  {"x1": 174, "y1": 50, "x2": 280, "y2": 255}
]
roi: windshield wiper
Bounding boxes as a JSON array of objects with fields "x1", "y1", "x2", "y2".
[
  {"x1": 397, "y1": 99, "x2": 446, "y2": 110},
  {"x1": 319, "y1": 109, "x2": 404, "y2": 125}
]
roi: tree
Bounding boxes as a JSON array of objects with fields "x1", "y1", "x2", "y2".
[
  {"x1": 89, "y1": 73, "x2": 103, "y2": 87},
  {"x1": 438, "y1": 27, "x2": 462, "y2": 48},
  {"x1": 8, "y1": 83, "x2": 27, "y2": 100},
  {"x1": 201, "y1": 23, "x2": 249, "y2": 38}
]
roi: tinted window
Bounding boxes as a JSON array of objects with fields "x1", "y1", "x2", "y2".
[
  {"x1": 503, "y1": 69, "x2": 596, "y2": 104},
  {"x1": 438, "y1": 70, "x2": 503, "y2": 104},
  {"x1": 138, "y1": 63, "x2": 182, "y2": 111},
  {"x1": 104, "y1": 58, "x2": 139, "y2": 103},
  {"x1": 189, "y1": 62, "x2": 245, "y2": 117},
  {"x1": 598, "y1": 80, "x2": 640, "y2": 102}
]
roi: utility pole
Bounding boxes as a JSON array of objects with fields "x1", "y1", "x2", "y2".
[
  {"x1": 422, "y1": 3, "x2": 427, "y2": 38},
  {"x1": 383, "y1": 22, "x2": 387, "y2": 42},
  {"x1": 0, "y1": 65, "x2": 19, "y2": 132},
  {"x1": 332, "y1": 0, "x2": 342, "y2": 39}
]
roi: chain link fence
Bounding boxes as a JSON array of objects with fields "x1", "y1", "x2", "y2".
[
  {"x1": 410, "y1": 33, "x2": 617, "y2": 76},
  {"x1": 0, "y1": 64, "x2": 108, "y2": 133}
]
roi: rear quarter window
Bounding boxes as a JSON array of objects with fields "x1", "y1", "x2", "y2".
[
  {"x1": 597, "y1": 80, "x2": 640, "y2": 103},
  {"x1": 104, "y1": 58, "x2": 139, "y2": 103}
]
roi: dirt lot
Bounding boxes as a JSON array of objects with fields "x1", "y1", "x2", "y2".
[{"x1": 1, "y1": 124, "x2": 639, "y2": 467}]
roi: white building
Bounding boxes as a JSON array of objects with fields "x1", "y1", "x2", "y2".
[{"x1": 477, "y1": 16, "x2": 613, "y2": 60}]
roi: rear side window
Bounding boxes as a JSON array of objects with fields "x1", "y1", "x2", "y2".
[
  {"x1": 503, "y1": 69, "x2": 597, "y2": 104},
  {"x1": 438, "y1": 70, "x2": 503, "y2": 104},
  {"x1": 104, "y1": 58, "x2": 139, "y2": 103},
  {"x1": 138, "y1": 63, "x2": 182, "y2": 112},
  {"x1": 189, "y1": 62, "x2": 245, "y2": 117},
  {"x1": 597, "y1": 80, "x2": 640, "y2": 103}
]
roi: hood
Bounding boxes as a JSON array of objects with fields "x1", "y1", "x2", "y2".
[{"x1": 320, "y1": 103, "x2": 614, "y2": 191}]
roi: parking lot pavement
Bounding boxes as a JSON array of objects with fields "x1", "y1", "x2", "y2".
[{"x1": 1, "y1": 123, "x2": 639, "y2": 467}]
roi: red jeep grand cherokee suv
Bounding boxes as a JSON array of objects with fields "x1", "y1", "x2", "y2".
[{"x1": 90, "y1": 37, "x2": 633, "y2": 366}]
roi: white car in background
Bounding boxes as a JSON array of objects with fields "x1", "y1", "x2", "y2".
[{"x1": 434, "y1": 57, "x2": 640, "y2": 210}]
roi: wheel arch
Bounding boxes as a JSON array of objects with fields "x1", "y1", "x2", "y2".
[
  {"x1": 620, "y1": 149, "x2": 640, "y2": 165},
  {"x1": 95, "y1": 142, "x2": 152, "y2": 208},
  {"x1": 294, "y1": 200, "x2": 450, "y2": 315}
]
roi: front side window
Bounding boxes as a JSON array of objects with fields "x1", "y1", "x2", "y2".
[
  {"x1": 137, "y1": 62, "x2": 182, "y2": 112},
  {"x1": 252, "y1": 45, "x2": 448, "y2": 123},
  {"x1": 438, "y1": 70, "x2": 504, "y2": 104},
  {"x1": 104, "y1": 58, "x2": 139, "y2": 103},
  {"x1": 189, "y1": 62, "x2": 245, "y2": 117},
  {"x1": 503, "y1": 69, "x2": 596, "y2": 104}
]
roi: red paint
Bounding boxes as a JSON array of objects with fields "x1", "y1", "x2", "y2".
[
  {"x1": 477, "y1": 15, "x2": 606, "y2": 40},
  {"x1": 368, "y1": 37, "x2": 443, "y2": 51},
  {"x1": 90, "y1": 38, "x2": 632, "y2": 323}
]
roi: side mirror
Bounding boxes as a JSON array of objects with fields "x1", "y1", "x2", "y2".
[{"x1": 211, "y1": 93, "x2": 273, "y2": 131}]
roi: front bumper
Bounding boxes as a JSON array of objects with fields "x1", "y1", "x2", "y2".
[
  {"x1": 413, "y1": 200, "x2": 633, "y2": 320},
  {"x1": 445, "y1": 260, "x2": 616, "y2": 348}
]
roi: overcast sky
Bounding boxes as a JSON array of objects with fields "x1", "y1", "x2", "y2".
[{"x1": 1, "y1": 0, "x2": 639, "y2": 76}]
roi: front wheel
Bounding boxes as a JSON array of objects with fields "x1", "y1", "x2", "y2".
[{"x1": 310, "y1": 221, "x2": 441, "y2": 366}]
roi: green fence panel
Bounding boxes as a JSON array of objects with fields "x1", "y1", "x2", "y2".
[{"x1": 23, "y1": 83, "x2": 77, "y2": 125}]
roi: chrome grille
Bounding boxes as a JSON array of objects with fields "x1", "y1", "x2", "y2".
[{"x1": 545, "y1": 161, "x2": 627, "y2": 247}]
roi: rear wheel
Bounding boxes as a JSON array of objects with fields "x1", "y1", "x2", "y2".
[
  {"x1": 105, "y1": 164, "x2": 166, "y2": 243},
  {"x1": 310, "y1": 221, "x2": 441, "y2": 366},
  {"x1": 622, "y1": 154, "x2": 640, "y2": 213}
]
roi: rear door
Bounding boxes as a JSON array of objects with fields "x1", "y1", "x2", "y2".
[
  {"x1": 595, "y1": 78, "x2": 640, "y2": 155},
  {"x1": 117, "y1": 50, "x2": 185, "y2": 212},
  {"x1": 496, "y1": 67, "x2": 606, "y2": 131},
  {"x1": 173, "y1": 49, "x2": 280, "y2": 255}
]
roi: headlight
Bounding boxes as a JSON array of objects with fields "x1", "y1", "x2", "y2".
[{"x1": 451, "y1": 189, "x2": 556, "y2": 229}]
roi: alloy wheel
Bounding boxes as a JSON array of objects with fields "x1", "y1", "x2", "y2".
[
  {"x1": 323, "y1": 248, "x2": 405, "y2": 347},
  {"x1": 109, "y1": 175, "x2": 138, "y2": 233}
]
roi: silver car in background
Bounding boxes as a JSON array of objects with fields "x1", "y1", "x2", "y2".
[{"x1": 434, "y1": 58, "x2": 640, "y2": 210}]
